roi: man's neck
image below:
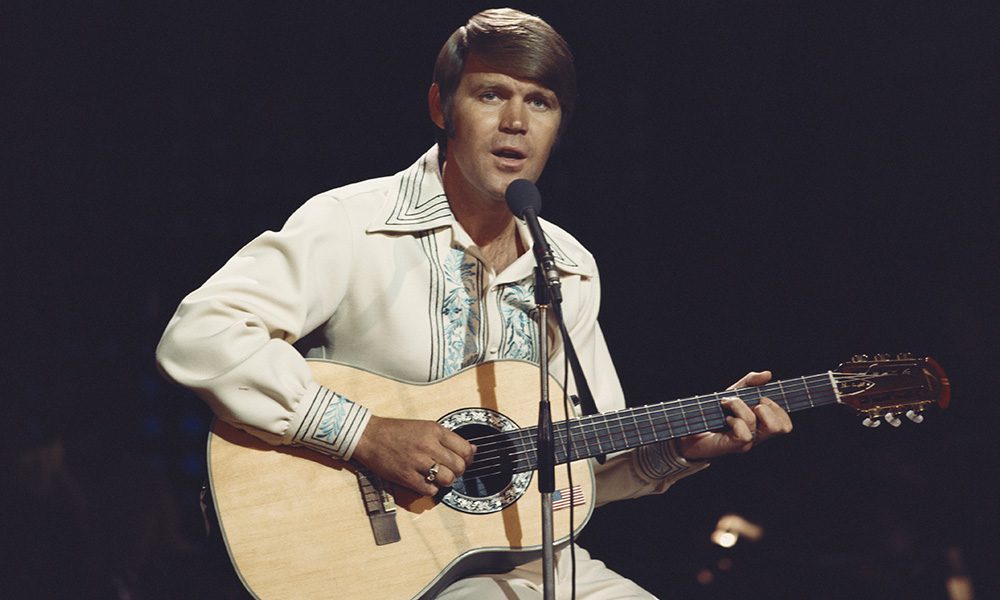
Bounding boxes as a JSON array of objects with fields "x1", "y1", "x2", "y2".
[
  {"x1": 449, "y1": 194, "x2": 512, "y2": 246},
  {"x1": 441, "y1": 161, "x2": 525, "y2": 272}
]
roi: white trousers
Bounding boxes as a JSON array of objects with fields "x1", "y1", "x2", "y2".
[{"x1": 436, "y1": 545, "x2": 657, "y2": 599}]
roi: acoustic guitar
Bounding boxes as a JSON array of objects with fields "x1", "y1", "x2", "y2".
[{"x1": 207, "y1": 355, "x2": 949, "y2": 599}]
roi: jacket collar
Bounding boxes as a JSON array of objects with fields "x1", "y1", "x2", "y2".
[
  {"x1": 367, "y1": 146, "x2": 452, "y2": 234},
  {"x1": 368, "y1": 146, "x2": 594, "y2": 278}
]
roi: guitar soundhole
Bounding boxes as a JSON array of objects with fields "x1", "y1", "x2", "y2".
[
  {"x1": 450, "y1": 423, "x2": 515, "y2": 498},
  {"x1": 437, "y1": 407, "x2": 532, "y2": 514}
]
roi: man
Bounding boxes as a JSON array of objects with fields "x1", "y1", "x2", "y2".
[{"x1": 157, "y1": 8, "x2": 792, "y2": 598}]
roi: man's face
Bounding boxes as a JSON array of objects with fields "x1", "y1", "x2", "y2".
[{"x1": 433, "y1": 54, "x2": 562, "y2": 206}]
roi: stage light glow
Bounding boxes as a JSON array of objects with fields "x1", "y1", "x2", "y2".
[
  {"x1": 711, "y1": 530, "x2": 738, "y2": 548},
  {"x1": 710, "y1": 513, "x2": 764, "y2": 548}
]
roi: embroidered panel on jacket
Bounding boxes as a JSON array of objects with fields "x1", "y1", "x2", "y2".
[
  {"x1": 420, "y1": 231, "x2": 541, "y2": 381},
  {"x1": 422, "y1": 232, "x2": 487, "y2": 380},
  {"x1": 497, "y1": 279, "x2": 539, "y2": 364}
]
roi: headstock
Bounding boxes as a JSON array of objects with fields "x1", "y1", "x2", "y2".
[{"x1": 834, "y1": 354, "x2": 950, "y2": 428}]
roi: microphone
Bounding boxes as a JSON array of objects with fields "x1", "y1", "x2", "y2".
[{"x1": 505, "y1": 179, "x2": 561, "y2": 303}]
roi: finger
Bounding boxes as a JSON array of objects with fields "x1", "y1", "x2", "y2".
[
  {"x1": 409, "y1": 469, "x2": 441, "y2": 496},
  {"x1": 721, "y1": 397, "x2": 757, "y2": 431},
  {"x1": 724, "y1": 415, "x2": 755, "y2": 448},
  {"x1": 755, "y1": 397, "x2": 793, "y2": 435},
  {"x1": 429, "y1": 463, "x2": 456, "y2": 488},
  {"x1": 728, "y1": 370, "x2": 773, "y2": 390},
  {"x1": 433, "y1": 446, "x2": 470, "y2": 477},
  {"x1": 413, "y1": 460, "x2": 454, "y2": 494},
  {"x1": 440, "y1": 428, "x2": 476, "y2": 462}
]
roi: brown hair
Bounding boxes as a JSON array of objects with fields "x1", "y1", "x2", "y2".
[{"x1": 433, "y1": 8, "x2": 576, "y2": 148}]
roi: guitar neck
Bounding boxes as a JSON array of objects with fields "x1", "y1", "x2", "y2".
[{"x1": 508, "y1": 372, "x2": 839, "y2": 471}]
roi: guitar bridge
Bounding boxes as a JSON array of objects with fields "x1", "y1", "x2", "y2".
[{"x1": 357, "y1": 468, "x2": 401, "y2": 545}]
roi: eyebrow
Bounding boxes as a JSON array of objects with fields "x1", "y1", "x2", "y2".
[{"x1": 468, "y1": 75, "x2": 556, "y2": 98}]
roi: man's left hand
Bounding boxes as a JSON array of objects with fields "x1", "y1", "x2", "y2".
[{"x1": 676, "y1": 370, "x2": 793, "y2": 461}]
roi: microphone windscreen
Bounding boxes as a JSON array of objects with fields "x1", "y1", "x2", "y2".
[{"x1": 505, "y1": 179, "x2": 542, "y2": 218}]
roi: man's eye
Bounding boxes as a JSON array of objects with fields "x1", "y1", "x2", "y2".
[
  {"x1": 529, "y1": 97, "x2": 553, "y2": 110},
  {"x1": 480, "y1": 92, "x2": 500, "y2": 102}
]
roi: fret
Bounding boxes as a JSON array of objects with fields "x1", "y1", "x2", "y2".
[
  {"x1": 761, "y1": 389, "x2": 768, "y2": 405},
  {"x1": 630, "y1": 407, "x2": 647, "y2": 446},
  {"x1": 552, "y1": 424, "x2": 567, "y2": 465},
  {"x1": 615, "y1": 412, "x2": 628, "y2": 451},
  {"x1": 649, "y1": 404, "x2": 672, "y2": 440},
  {"x1": 774, "y1": 379, "x2": 788, "y2": 411},
  {"x1": 681, "y1": 395, "x2": 707, "y2": 437},
  {"x1": 584, "y1": 418, "x2": 603, "y2": 456},
  {"x1": 571, "y1": 419, "x2": 592, "y2": 459},
  {"x1": 802, "y1": 376, "x2": 815, "y2": 408},
  {"x1": 562, "y1": 419, "x2": 579, "y2": 460},
  {"x1": 706, "y1": 395, "x2": 727, "y2": 432},
  {"x1": 737, "y1": 385, "x2": 763, "y2": 407},
  {"x1": 606, "y1": 413, "x2": 631, "y2": 455},
  {"x1": 581, "y1": 419, "x2": 604, "y2": 456},
  {"x1": 597, "y1": 417, "x2": 611, "y2": 451},
  {"x1": 662, "y1": 403, "x2": 684, "y2": 438},
  {"x1": 658, "y1": 404, "x2": 676, "y2": 439},
  {"x1": 695, "y1": 395, "x2": 708, "y2": 432},
  {"x1": 645, "y1": 405, "x2": 664, "y2": 443}
]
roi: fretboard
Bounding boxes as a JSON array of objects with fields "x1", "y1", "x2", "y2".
[{"x1": 511, "y1": 372, "x2": 839, "y2": 473}]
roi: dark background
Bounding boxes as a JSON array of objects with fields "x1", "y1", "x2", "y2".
[{"x1": 4, "y1": 1, "x2": 997, "y2": 598}]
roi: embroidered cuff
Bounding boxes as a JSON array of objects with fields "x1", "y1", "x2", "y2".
[
  {"x1": 292, "y1": 385, "x2": 371, "y2": 461},
  {"x1": 636, "y1": 439, "x2": 708, "y2": 481}
]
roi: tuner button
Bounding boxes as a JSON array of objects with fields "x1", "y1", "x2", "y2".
[
  {"x1": 862, "y1": 417, "x2": 881, "y2": 428},
  {"x1": 885, "y1": 412, "x2": 902, "y2": 428},
  {"x1": 905, "y1": 410, "x2": 924, "y2": 424}
]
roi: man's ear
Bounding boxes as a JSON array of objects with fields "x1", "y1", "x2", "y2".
[{"x1": 428, "y1": 83, "x2": 445, "y2": 130}]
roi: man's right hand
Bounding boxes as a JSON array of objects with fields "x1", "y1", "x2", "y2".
[{"x1": 352, "y1": 415, "x2": 476, "y2": 496}]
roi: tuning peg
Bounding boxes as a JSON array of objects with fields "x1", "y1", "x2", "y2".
[
  {"x1": 905, "y1": 410, "x2": 924, "y2": 424},
  {"x1": 897, "y1": 352, "x2": 913, "y2": 360},
  {"x1": 875, "y1": 353, "x2": 889, "y2": 361},
  {"x1": 852, "y1": 354, "x2": 870, "y2": 363},
  {"x1": 884, "y1": 412, "x2": 902, "y2": 427},
  {"x1": 862, "y1": 417, "x2": 881, "y2": 428}
]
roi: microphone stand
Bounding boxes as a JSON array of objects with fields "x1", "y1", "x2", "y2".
[
  {"x1": 533, "y1": 267, "x2": 556, "y2": 600},
  {"x1": 508, "y1": 179, "x2": 600, "y2": 597}
]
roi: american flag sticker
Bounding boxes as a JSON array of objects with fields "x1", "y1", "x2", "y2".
[{"x1": 551, "y1": 485, "x2": 585, "y2": 511}]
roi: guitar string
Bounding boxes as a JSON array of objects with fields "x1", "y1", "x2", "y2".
[
  {"x1": 459, "y1": 373, "x2": 847, "y2": 480},
  {"x1": 485, "y1": 370, "x2": 917, "y2": 477},
  {"x1": 461, "y1": 376, "x2": 887, "y2": 481},
  {"x1": 462, "y1": 374, "x2": 833, "y2": 471},
  {"x1": 463, "y1": 372, "x2": 840, "y2": 455},
  {"x1": 461, "y1": 370, "x2": 909, "y2": 480}
]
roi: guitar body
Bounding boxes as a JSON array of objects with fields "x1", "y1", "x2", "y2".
[{"x1": 208, "y1": 360, "x2": 595, "y2": 600}]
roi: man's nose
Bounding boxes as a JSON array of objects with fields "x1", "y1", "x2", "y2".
[{"x1": 499, "y1": 101, "x2": 527, "y2": 134}]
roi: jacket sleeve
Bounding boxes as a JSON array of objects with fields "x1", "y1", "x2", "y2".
[{"x1": 155, "y1": 194, "x2": 370, "y2": 460}]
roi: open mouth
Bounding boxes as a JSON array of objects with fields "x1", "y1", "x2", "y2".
[{"x1": 492, "y1": 148, "x2": 526, "y2": 160}]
